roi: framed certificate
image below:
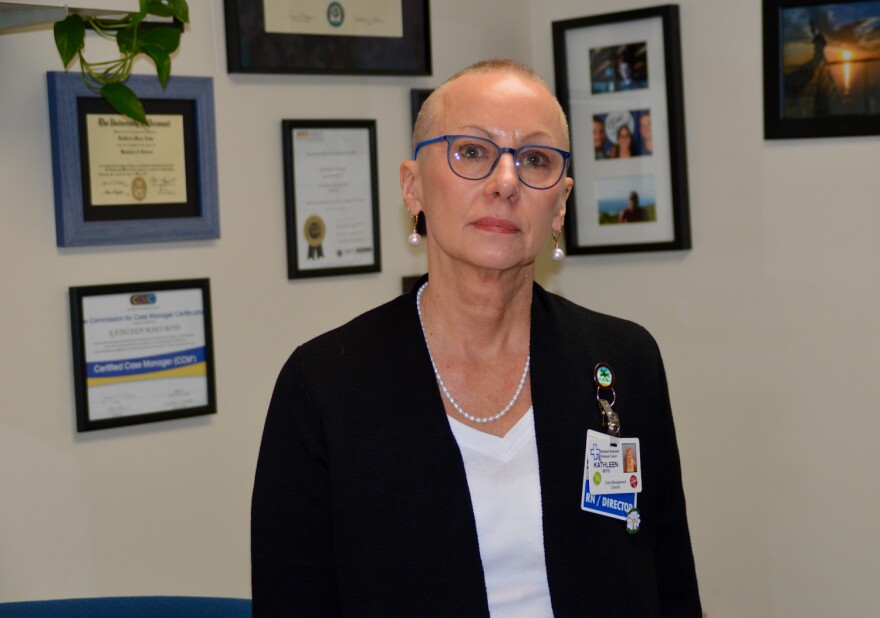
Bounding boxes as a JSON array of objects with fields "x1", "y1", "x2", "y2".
[
  {"x1": 553, "y1": 5, "x2": 691, "y2": 255},
  {"x1": 69, "y1": 279, "x2": 217, "y2": 432},
  {"x1": 282, "y1": 120, "x2": 381, "y2": 279},
  {"x1": 47, "y1": 72, "x2": 220, "y2": 246},
  {"x1": 224, "y1": 0, "x2": 431, "y2": 75}
]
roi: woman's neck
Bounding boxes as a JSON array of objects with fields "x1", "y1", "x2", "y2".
[{"x1": 420, "y1": 266, "x2": 533, "y2": 357}]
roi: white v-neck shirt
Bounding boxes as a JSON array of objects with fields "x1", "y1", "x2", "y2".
[{"x1": 447, "y1": 407, "x2": 554, "y2": 617}]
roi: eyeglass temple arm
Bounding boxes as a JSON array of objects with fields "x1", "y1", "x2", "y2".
[{"x1": 412, "y1": 135, "x2": 448, "y2": 159}]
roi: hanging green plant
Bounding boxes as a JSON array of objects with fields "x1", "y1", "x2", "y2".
[{"x1": 53, "y1": 0, "x2": 190, "y2": 125}]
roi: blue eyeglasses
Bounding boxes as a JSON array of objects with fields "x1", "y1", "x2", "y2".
[{"x1": 413, "y1": 134, "x2": 571, "y2": 190}]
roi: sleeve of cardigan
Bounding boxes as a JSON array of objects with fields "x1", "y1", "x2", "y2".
[
  {"x1": 651, "y1": 345, "x2": 703, "y2": 617},
  {"x1": 251, "y1": 349, "x2": 341, "y2": 617}
]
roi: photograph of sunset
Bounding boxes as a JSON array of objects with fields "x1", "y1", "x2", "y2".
[{"x1": 782, "y1": 1, "x2": 880, "y2": 117}]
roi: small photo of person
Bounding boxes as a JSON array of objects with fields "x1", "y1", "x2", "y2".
[
  {"x1": 596, "y1": 175, "x2": 657, "y2": 225},
  {"x1": 622, "y1": 443, "x2": 638, "y2": 473},
  {"x1": 593, "y1": 116, "x2": 609, "y2": 160},
  {"x1": 592, "y1": 109, "x2": 652, "y2": 160},
  {"x1": 589, "y1": 42, "x2": 649, "y2": 94},
  {"x1": 638, "y1": 110, "x2": 652, "y2": 155}
]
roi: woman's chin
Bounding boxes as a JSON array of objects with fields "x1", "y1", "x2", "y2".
[{"x1": 462, "y1": 249, "x2": 538, "y2": 273}]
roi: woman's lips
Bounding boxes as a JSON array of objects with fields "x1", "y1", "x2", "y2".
[{"x1": 472, "y1": 217, "x2": 519, "y2": 234}]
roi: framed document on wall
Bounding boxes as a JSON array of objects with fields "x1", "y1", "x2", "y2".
[
  {"x1": 282, "y1": 120, "x2": 381, "y2": 279},
  {"x1": 47, "y1": 72, "x2": 220, "y2": 246},
  {"x1": 224, "y1": 0, "x2": 431, "y2": 75},
  {"x1": 69, "y1": 279, "x2": 216, "y2": 432}
]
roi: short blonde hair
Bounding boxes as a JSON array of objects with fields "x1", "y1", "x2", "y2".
[{"x1": 412, "y1": 58, "x2": 570, "y2": 151}]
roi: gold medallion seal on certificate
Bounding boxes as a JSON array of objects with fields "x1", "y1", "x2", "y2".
[
  {"x1": 131, "y1": 176, "x2": 148, "y2": 201},
  {"x1": 304, "y1": 215, "x2": 326, "y2": 259}
]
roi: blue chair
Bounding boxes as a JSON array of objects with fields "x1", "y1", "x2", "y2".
[{"x1": 0, "y1": 596, "x2": 252, "y2": 617}]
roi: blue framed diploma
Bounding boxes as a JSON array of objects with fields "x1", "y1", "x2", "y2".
[
  {"x1": 47, "y1": 72, "x2": 220, "y2": 246},
  {"x1": 69, "y1": 279, "x2": 217, "y2": 432}
]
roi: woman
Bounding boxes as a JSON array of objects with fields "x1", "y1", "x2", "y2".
[
  {"x1": 624, "y1": 446, "x2": 638, "y2": 473},
  {"x1": 611, "y1": 124, "x2": 634, "y2": 158},
  {"x1": 619, "y1": 190, "x2": 649, "y2": 223},
  {"x1": 252, "y1": 59, "x2": 701, "y2": 616}
]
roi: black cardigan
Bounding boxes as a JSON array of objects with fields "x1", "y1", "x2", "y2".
[{"x1": 251, "y1": 281, "x2": 701, "y2": 617}]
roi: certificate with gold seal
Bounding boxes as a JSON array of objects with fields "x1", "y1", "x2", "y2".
[
  {"x1": 84, "y1": 114, "x2": 187, "y2": 207},
  {"x1": 263, "y1": 0, "x2": 404, "y2": 38},
  {"x1": 47, "y1": 72, "x2": 220, "y2": 246},
  {"x1": 283, "y1": 120, "x2": 381, "y2": 278},
  {"x1": 224, "y1": 0, "x2": 431, "y2": 76},
  {"x1": 77, "y1": 96, "x2": 201, "y2": 222}
]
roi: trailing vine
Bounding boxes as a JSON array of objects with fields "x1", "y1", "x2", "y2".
[{"x1": 54, "y1": 0, "x2": 189, "y2": 125}]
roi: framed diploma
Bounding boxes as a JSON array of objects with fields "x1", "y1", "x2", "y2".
[
  {"x1": 47, "y1": 72, "x2": 220, "y2": 246},
  {"x1": 69, "y1": 279, "x2": 217, "y2": 432},
  {"x1": 224, "y1": 0, "x2": 431, "y2": 75},
  {"x1": 282, "y1": 119, "x2": 381, "y2": 279},
  {"x1": 553, "y1": 6, "x2": 691, "y2": 255}
]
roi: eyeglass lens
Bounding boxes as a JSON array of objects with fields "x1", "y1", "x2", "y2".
[{"x1": 447, "y1": 136, "x2": 565, "y2": 189}]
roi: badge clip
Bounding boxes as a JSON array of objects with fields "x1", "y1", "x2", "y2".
[
  {"x1": 598, "y1": 398, "x2": 620, "y2": 444},
  {"x1": 594, "y1": 363, "x2": 619, "y2": 444}
]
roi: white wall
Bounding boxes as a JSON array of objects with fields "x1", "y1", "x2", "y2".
[
  {"x1": 0, "y1": 0, "x2": 530, "y2": 603},
  {"x1": 1, "y1": 0, "x2": 878, "y2": 615},
  {"x1": 533, "y1": 1, "x2": 880, "y2": 616}
]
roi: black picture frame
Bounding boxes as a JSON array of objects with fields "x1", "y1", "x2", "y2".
[
  {"x1": 410, "y1": 87, "x2": 433, "y2": 129},
  {"x1": 553, "y1": 5, "x2": 691, "y2": 255},
  {"x1": 47, "y1": 72, "x2": 220, "y2": 247},
  {"x1": 69, "y1": 279, "x2": 216, "y2": 432},
  {"x1": 224, "y1": 0, "x2": 431, "y2": 75},
  {"x1": 282, "y1": 119, "x2": 381, "y2": 279},
  {"x1": 409, "y1": 88, "x2": 433, "y2": 236},
  {"x1": 763, "y1": 0, "x2": 880, "y2": 139}
]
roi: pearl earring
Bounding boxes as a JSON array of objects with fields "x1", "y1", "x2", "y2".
[
  {"x1": 408, "y1": 214, "x2": 422, "y2": 247},
  {"x1": 551, "y1": 229, "x2": 565, "y2": 262}
]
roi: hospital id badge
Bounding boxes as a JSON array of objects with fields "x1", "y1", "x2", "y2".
[{"x1": 583, "y1": 430, "x2": 643, "y2": 495}]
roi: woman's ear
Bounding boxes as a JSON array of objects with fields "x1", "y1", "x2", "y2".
[
  {"x1": 553, "y1": 177, "x2": 573, "y2": 230},
  {"x1": 400, "y1": 160, "x2": 422, "y2": 217}
]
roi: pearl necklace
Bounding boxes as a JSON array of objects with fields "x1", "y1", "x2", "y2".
[{"x1": 416, "y1": 282, "x2": 530, "y2": 424}]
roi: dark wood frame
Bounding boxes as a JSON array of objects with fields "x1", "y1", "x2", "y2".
[
  {"x1": 224, "y1": 0, "x2": 431, "y2": 75},
  {"x1": 552, "y1": 5, "x2": 691, "y2": 255},
  {"x1": 763, "y1": 0, "x2": 880, "y2": 139},
  {"x1": 282, "y1": 119, "x2": 381, "y2": 279},
  {"x1": 69, "y1": 279, "x2": 216, "y2": 432}
]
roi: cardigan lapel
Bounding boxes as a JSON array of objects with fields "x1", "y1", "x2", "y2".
[
  {"x1": 398, "y1": 276, "x2": 491, "y2": 616},
  {"x1": 529, "y1": 284, "x2": 608, "y2": 611}
]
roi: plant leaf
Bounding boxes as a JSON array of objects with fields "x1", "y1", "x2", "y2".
[
  {"x1": 101, "y1": 82, "x2": 148, "y2": 125},
  {"x1": 116, "y1": 26, "x2": 142, "y2": 55},
  {"x1": 54, "y1": 15, "x2": 85, "y2": 68},
  {"x1": 168, "y1": 0, "x2": 189, "y2": 23},
  {"x1": 145, "y1": 0, "x2": 173, "y2": 18},
  {"x1": 143, "y1": 26, "x2": 181, "y2": 54},
  {"x1": 143, "y1": 44, "x2": 171, "y2": 87},
  {"x1": 130, "y1": 0, "x2": 148, "y2": 24}
]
